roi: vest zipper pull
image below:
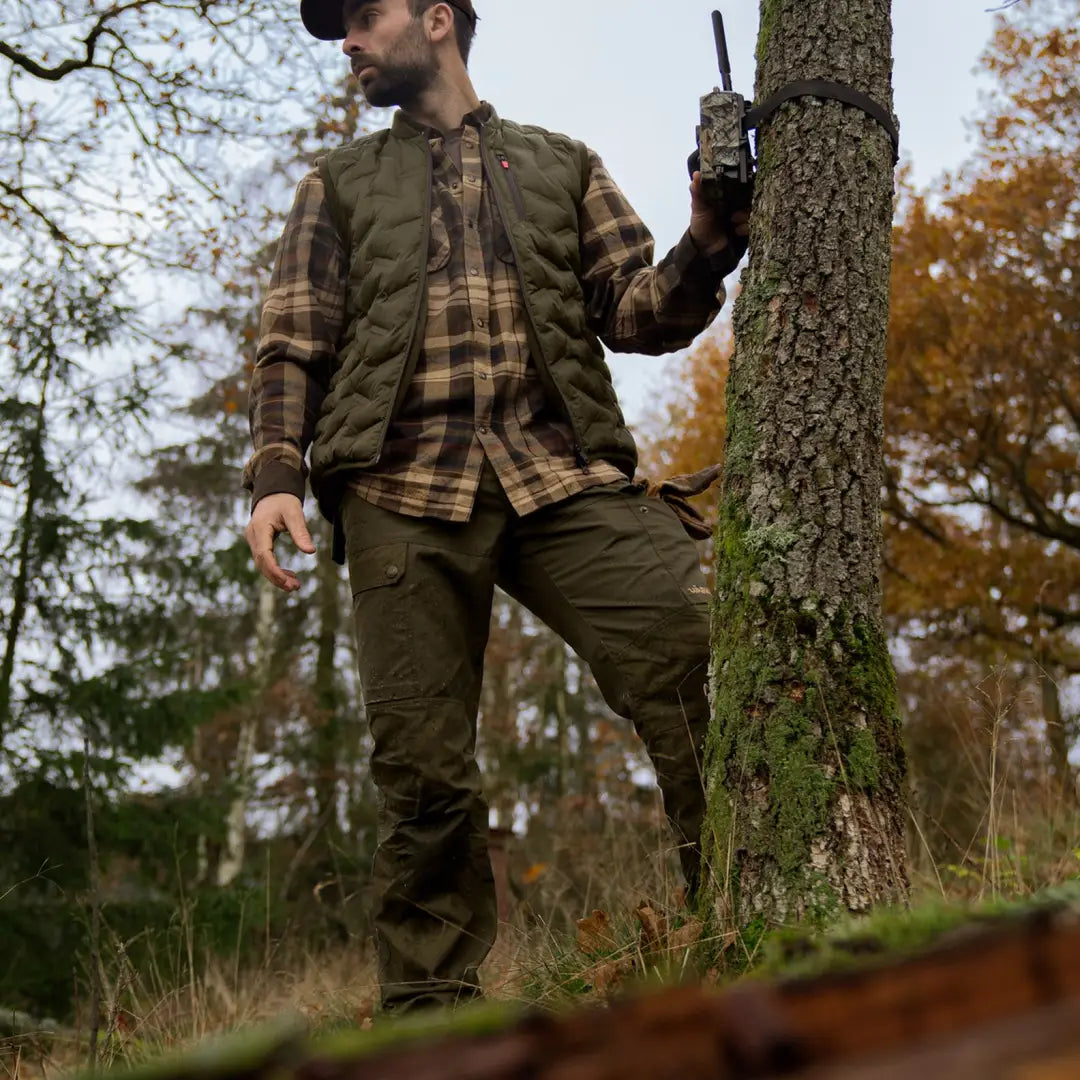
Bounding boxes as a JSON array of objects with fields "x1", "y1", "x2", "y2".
[{"x1": 575, "y1": 445, "x2": 590, "y2": 474}]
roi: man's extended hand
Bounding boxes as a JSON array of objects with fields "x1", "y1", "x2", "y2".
[
  {"x1": 244, "y1": 492, "x2": 316, "y2": 593},
  {"x1": 689, "y1": 171, "x2": 750, "y2": 257}
]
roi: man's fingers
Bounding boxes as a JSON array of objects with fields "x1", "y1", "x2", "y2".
[
  {"x1": 285, "y1": 505, "x2": 316, "y2": 554},
  {"x1": 689, "y1": 171, "x2": 706, "y2": 210},
  {"x1": 243, "y1": 494, "x2": 316, "y2": 593},
  {"x1": 247, "y1": 517, "x2": 303, "y2": 593}
]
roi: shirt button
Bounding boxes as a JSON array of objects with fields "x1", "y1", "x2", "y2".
[
  {"x1": 452, "y1": 181, "x2": 460, "y2": 190},
  {"x1": 479, "y1": 372, "x2": 488, "y2": 380},
  {"x1": 477, "y1": 317, "x2": 485, "y2": 327},
  {"x1": 478, "y1": 426, "x2": 488, "y2": 435},
  {"x1": 470, "y1": 268, "x2": 479, "y2": 276},
  {"x1": 385, "y1": 564, "x2": 401, "y2": 579}
]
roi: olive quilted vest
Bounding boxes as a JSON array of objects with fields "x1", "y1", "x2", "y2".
[{"x1": 309, "y1": 109, "x2": 637, "y2": 523}]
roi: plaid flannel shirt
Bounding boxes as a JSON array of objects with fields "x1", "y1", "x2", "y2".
[{"x1": 243, "y1": 104, "x2": 730, "y2": 521}]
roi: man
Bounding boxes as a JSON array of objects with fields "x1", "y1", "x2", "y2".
[{"x1": 243, "y1": 0, "x2": 748, "y2": 1014}]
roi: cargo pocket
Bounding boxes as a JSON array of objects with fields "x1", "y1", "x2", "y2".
[
  {"x1": 350, "y1": 542, "x2": 418, "y2": 705},
  {"x1": 623, "y1": 491, "x2": 710, "y2": 604}
]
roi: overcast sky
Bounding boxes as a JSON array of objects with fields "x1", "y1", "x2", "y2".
[{"x1": 373, "y1": 0, "x2": 1001, "y2": 427}]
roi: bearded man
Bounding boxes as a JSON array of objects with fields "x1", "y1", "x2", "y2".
[{"x1": 242, "y1": 0, "x2": 748, "y2": 1015}]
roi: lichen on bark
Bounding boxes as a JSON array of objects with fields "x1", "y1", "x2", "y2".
[{"x1": 703, "y1": 0, "x2": 909, "y2": 929}]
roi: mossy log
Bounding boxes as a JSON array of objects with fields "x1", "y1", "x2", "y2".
[{"x1": 105, "y1": 901, "x2": 1080, "y2": 1079}]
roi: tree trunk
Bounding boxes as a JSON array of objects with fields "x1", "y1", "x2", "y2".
[
  {"x1": 217, "y1": 578, "x2": 275, "y2": 887},
  {"x1": 1041, "y1": 663, "x2": 1075, "y2": 806},
  {"x1": 0, "y1": 355, "x2": 52, "y2": 741},
  {"x1": 312, "y1": 519, "x2": 345, "y2": 837},
  {"x1": 552, "y1": 641, "x2": 569, "y2": 799},
  {"x1": 704, "y1": 0, "x2": 908, "y2": 926}
]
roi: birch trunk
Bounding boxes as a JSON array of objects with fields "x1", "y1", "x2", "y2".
[
  {"x1": 704, "y1": 0, "x2": 908, "y2": 926},
  {"x1": 217, "y1": 578, "x2": 275, "y2": 888},
  {"x1": 1041, "y1": 664, "x2": 1075, "y2": 806},
  {"x1": 312, "y1": 521, "x2": 344, "y2": 835}
]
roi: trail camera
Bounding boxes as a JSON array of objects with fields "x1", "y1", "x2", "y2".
[{"x1": 690, "y1": 10, "x2": 755, "y2": 212}]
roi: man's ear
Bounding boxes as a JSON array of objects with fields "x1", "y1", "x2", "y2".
[{"x1": 426, "y1": 1, "x2": 456, "y2": 45}]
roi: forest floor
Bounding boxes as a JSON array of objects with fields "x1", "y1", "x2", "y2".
[{"x1": 4, "y1": 797, "x2": 1080, "y2": 1079}]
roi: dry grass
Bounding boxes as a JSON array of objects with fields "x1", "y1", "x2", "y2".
[
  {"x1": 4, "y1": 671, "x2": 1079, "y2": 1078},
  {"x1": 1, "y1": 935, "x2": 378, "y2": 1080}
]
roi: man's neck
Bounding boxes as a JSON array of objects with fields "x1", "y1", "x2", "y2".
[{"x1": 400, "y1": 71, "x2": 483, "y2": 134}]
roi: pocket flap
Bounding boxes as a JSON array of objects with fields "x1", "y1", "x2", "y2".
[{"x1": 350, "y1": 542, "x2": 409, "y2": 596}]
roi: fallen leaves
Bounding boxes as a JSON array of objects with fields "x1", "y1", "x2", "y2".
[
  {"x1": 576, "y1": 909, "x2": 615, "y2": 956},
  {"x1": 574, "y1": 904, "x2": 707, "y2": 997}
]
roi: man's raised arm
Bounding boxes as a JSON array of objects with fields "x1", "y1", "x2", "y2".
[{"x1": 578, "y1": 150, "x2": 748, "y2": 356}]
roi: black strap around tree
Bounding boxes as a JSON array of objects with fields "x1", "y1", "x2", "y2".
[{"x1": 743, "y1": 80, "x2": 900, "y2": 164}]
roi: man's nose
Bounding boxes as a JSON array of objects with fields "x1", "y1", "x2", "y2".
[{"x1": 342, "y1": 31, "x2": 362, "y2": 56}]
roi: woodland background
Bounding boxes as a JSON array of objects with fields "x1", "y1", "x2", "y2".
[{"x1": 0, "y1": 0, "x2": 1077, "y2": 1066}]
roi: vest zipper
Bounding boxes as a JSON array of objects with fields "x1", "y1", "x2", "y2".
[
  {"x1": 496, "y1": 154, "x2": 528, "y2": 220},
  {"x1": 375, "y1": 139, "x2": 434, "y2": 462},
  {"x1": 480, "y1": 129, "x2": 591, "y2": 471}
]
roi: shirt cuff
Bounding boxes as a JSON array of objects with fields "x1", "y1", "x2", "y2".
[
  {"x1": 249, "y1": 459, "x2": 307, "y2": 512},
  {"x1": 681, "y1": 229, "x2": 745, "y2": 283}
]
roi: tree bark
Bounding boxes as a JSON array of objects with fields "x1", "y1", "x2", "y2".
[{"x1": 704, "y1": 0, "x2": 908, "y2": 927}]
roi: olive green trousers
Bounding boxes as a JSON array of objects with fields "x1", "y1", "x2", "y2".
[{"x1": 341, "y1": 465, "x2": 710, "y2": 1014}]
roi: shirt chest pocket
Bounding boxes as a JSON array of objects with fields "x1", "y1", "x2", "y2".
[{"x1": 426, "y1": 209, "x2": 452, "y2": 317}]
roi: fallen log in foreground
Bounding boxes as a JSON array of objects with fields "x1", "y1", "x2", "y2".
[{"x1": 121, "y1": 902, "x2": 1080, "y2": 1080}]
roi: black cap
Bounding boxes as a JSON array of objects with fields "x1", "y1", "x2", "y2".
[{"x1": 301, "y1": 0, "x2": 478, "y2": 41}]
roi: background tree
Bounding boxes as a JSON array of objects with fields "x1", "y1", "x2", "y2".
[
  {"x1": 884, "y1": 0, "x2": 1080, "y2": 805},
  {"x1": 701, "y1": 0, "x2": 908, "y2": 929},
  {"x1": 0, "y1": 0, "x2": 319, "y2": 760}
]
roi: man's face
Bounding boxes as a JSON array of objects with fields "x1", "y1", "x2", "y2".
[{"x1": 341, "y1": 0, "x2": 438, "y2": 109}]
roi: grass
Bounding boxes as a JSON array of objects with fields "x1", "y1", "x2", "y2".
[
  {"x1": 5, "y1": 817, "x2": 1079, "y2": 1080},
  {"x1": 3, "y1": 668, "x2": 1079, "y2": 1078}
]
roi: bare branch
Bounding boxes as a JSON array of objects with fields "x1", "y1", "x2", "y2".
[
  {"x1": 0, "y1": 0, "x2": 162, "y2": 82},
  {"x1": 0, "y1": 177, "x2": 73, "y2": 243}
]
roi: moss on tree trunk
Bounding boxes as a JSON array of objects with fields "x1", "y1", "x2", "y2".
[{"x1": 704, "y1": 0, "x2": 908, "y2": 927}]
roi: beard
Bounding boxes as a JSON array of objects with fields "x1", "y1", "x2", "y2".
[{"x1": 354, "y1": 20, "x2": 437, "y2": 109}]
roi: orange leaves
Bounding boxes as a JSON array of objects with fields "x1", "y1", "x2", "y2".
[
  {"x1": 520, "y1": 863, "x2": 548, "y2": 886},
  {"x1": 877, "y1": 4, "x2": 1080, "y2": 668}
]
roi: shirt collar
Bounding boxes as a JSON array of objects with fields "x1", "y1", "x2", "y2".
[{"x1": 391, "y1": 101, "x2": 496, "y2": 141}]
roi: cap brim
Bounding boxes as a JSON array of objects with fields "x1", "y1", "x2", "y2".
[{"x1": 300, "y1": 0, "x2": 345, "y2": 40}]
